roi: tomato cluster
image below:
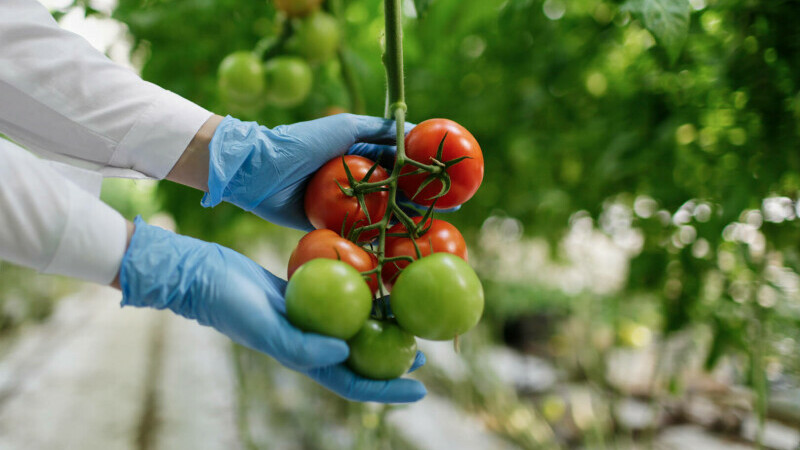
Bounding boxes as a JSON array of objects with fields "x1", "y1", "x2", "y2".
[
  {"x1": 216, "y1": 1, "x2": 341, "y2": 114},
  {"x1": 284, "y1": 119, "x2": 486, "y2": 380}
]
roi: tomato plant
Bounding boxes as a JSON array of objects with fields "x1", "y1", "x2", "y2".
[
  {"x1": 288, "y1": 229, "x2": 379, "y2": 293},
  {"x1": 295, "y1": 8, "x2": 486, "y2": 351},
  {"x1": 347, "y1": 319, "x2": 417, "y2": 380},
  {"x1": 390, "y1": 253, "x2": 484, "y2": 341},
  {"x1": 272, "y1": 0, "x2": 322, "y2": 17},
  {"x1": 398, "y1": 119, "x2": 484, "y2": 209},
  {"x1": 263, "y1": 56, "x2": 313, "y2": 108},
  {"x1": 382, "y1": 217, "x2": 468, "y2": 289},
  {"x1": 265, "y1": 0, "x2": 485, "y2": 380},
  {"x1": 291, "y1": 11, "x2": 340, "y2": 63},
  {"x1": 304, "y1": 155, "x2": 389, "y2": 242},
  {"x1": 285, "y1": 258, "x2": 372, "y2": 340},
  {"x1": 217, "y1": 51, "x2": 265, "y2": 106}
]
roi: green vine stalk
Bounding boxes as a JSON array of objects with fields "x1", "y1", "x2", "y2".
[
  {"x1": 337, "y1": 0, "x2": 460, "y2": 316},
  {"x1": 373, "y1": 0, "x2": 407, "y2": 301}
]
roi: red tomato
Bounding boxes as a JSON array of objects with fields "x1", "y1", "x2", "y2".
[
  {"x1": 305, "y1": 155, "x2": 388, "y2": 242},
  {"x1": 288, "y1": 229, "x2": 379, "y2": 293},
  {"x1": 398, "y1": 119, "x2": 484, "y2": 209},
  {"x1": 382, "y1": 217, "x2": 468, "y2": 289},
  {"x1": 324, "y1": 106, "x2": 348, "y2": 116},
  {"x1": 273, "y1": 0, "x2": 323, "y2": 17}
]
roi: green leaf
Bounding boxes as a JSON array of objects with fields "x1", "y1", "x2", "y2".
[
  {"x1": 622, "y1": 0, "x2": 691, "y2": 64},
  {"x1": 413, "y1": 0, "x2": 434, "y2": 18}
]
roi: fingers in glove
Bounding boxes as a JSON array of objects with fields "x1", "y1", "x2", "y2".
[
  {"x1": 408, "y1": 351, "x2": 426, "y2": 373},
  {"x1": 348, "y1": 115, "x2": 416, "y2": 145},
  {"x1": 267, "y1": 313, "x2": 350, "y2": 369},
  {"x1": 306, "y1": 364, "x2": 427, "y2": 403}
]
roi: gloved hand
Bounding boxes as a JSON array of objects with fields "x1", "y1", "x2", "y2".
[
  {"x1": 202, "y1": 114, "x2": 458, "y2": 231},
  {"x1": 119, "y1": 216, "x2": 427, "y2": 403},
  {"x1": 202, "y1": 114, "x2": 407, "y2": 231},
  {"x1": 306, "y1": 350, "x2": 427, "y2": 403}
]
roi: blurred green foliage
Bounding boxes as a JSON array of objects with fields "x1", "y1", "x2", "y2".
[
  {"x1": 0, "y1": 263, "x2": 72, "y2": 341},
  {"x1": 109, "y1": 0, "x2": 799, "y2": 364},
  {"x1": 107, "y1": 0, "x2": 800, "y2": 388}
]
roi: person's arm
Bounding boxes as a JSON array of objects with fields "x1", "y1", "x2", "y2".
[
  {"x1": 109, "y1": 220, "x2": 135, "y2": 289},
  {"x1": 0, "y1": 139, "x2": 426, "y2": 403},
  {"x1": 165, "y1": 115, "x2": 223, "y2": 191},
  {"x1": 0, "y1": 0, "x2": 450, "y2": 235},
  {"x1": 0, "y1": 139, "x2": 128, "y2": 284},
  {"x1": 0, "y1": 0, "x2": 213, "y2": 179}
]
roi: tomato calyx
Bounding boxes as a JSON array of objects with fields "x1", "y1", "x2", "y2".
[
  {"x1": 329, "y1": 132, "x2": 473, "y2": 246},
  {"x1": 400, "y1": 133, "x2": 473, "y2": 204},
  {"x1": 369, "y1": 295, "x2": 394, "y2": 321},
  {"x1": 306, "y1": 121, "x2": 480, "y2": 313},
  {"x1": 329, "y1": 156, "x2": 394, "y2": 242}
]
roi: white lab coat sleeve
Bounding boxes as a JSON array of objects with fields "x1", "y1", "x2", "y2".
[
  {"x1": 0, "y1": 138, "x2": 128, "y2": 285},
  {"x1": 0, "y1": 0, "x2": 213, "y2": 179}
]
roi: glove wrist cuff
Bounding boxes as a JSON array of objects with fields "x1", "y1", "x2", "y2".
[
  {"x1": 201, "y1": 116, "x2": 277, "y2": 212},
  {"x1": 119, "y1": 216, "x2": 197, "y2": 313}
]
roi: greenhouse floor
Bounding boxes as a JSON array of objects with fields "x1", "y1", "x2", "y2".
[
  {"x1": 0, "y1": 284, "x2": 796, "y2": 449},
  {"x1": 0, "y1": 285, "x2": 240, "y2": 449}
]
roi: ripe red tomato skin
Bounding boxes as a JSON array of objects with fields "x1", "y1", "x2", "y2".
[
  {"x1": 382, "y1": 217, "x2": 468, "y2": 290},
  {"x1": 324, "y1": 106, "x2": 348, "y2": 116},
  {"x1": 305, "y1": 156, "x2": 388, "y2": 242},
  {"x1": 273, "y1": 0, "x2": 323, "y2": 17},
  {"x1": 288, "y1": 229, "x2": 379, "y2": 293},
  {"x1": 398, "y1": 119, "x2": 484, "y2": 209}
]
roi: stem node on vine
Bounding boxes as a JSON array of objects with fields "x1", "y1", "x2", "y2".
[
  {"x1": 364, "y1": 0, "x2": 456, "y2": 308},
  {"x1": 389, "y1": 101, "x2": 408, "y2": 112}
]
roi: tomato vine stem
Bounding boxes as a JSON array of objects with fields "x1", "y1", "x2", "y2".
[
  {"x1": 368, "y1": 0, "x2": 406, "y2": 300},
  {"x1": 256, "y1": 18, "x2": 294, "y2": 61},
  {"x1": 350, "y1": 0, "x2": 449, "y2": 306}
]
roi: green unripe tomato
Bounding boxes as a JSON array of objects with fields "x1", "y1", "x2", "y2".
[
  {"x1": 292, "y1": 11, "x2": 341, "y2": 63},
  {"x1": 390, "y1": 253, "x2": 484, "y2": 341},
  {"x1": 217, "y1": 51, "x2": 265, "y2": 105},
  {"x1": 285, "y1": 259, "x2": 372, "y2": 340},
  {"x1": 263, "y1": 56, "x2": 313, "y2": 107},
  {"x1": 347, "y1": 320, "x2": 417, "y2": 380}
]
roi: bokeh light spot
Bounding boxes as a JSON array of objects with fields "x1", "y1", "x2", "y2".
[
  {"x1": 676, "y1": 124, "x2": 697, "y2": 145},
  {"x1": 728, "y1": 128, "x2": 747, "y2": 146},
  {"x1": 585, "y1": 72, "x2": 607, "y2": 97},
  {"x1": 543, "y1": 0, "x2": 566, "y2": 20}
]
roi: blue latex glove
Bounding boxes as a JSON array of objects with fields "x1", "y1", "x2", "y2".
[
  {"x1": 120, "y1": 216, "x2": 427, "y2": 403},
  {"x1": 202, "y1": 114, "x2": 457, "y2": 231},
  {"x1": 202, "y1": 114, "x2": 407, "y2": 231}
]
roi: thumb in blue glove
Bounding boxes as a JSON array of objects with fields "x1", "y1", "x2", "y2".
[
  {"x1": 119, "y1": 216, "x2": 426, "y2": 403},
  {"x1": 202, "y1": 114, "x2": 410, "y2": 231}
]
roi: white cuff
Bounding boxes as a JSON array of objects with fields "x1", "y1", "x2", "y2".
[
  {"x1": 110, "y1": 88, "x2": 213, "y2": 179},
  {"x1": 42, "y1": 179, "x2": 128, "y2": 285}
]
